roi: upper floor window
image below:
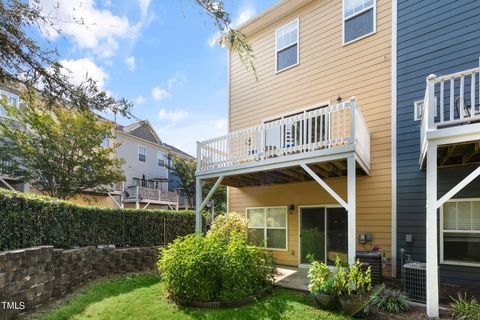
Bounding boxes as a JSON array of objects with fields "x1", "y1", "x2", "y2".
[
  {"x1": 0, "y1": 89, "x2": 19, "y2": 117},
  {"x1": 343, "y1": 0, "x2": 375, "y2": 44},
  {"x1": 275, "y1": 19, "x2": 299, "y2": 72},
  {"x1": 157, "y1": 151, "x2": 165, "y2": 167},
  {"x1": 138, "y1": 145, "x2": 147, "y2": 162},
  {"x1": 442, "y1": 199, "x2": 480, "y2": 267}
]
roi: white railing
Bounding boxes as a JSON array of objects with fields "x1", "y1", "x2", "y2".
[
  {"x1": 127, "y1": 186, "x2": 179, "y2": 203},
  {"x1": 197, "y1": 98, "x2": 370, "y2": 172},
  {"x1": 420, "y1": 67, "x2": 480, "y2": 163}
]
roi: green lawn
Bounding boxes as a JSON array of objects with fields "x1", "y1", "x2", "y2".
[{"x1": 37, "y1": 274, "x2": 351, "y2": 320}]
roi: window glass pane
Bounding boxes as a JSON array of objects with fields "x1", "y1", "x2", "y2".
[
  {"x1": 444, "y1": 232, "x2": 480, "y2": 263},
  {"x1": 247, "y1": 208, "x2": 265, "y2": 228},
  {"x1": 267, "y1": 229, "x2": 286, "y2": 249},
  {"x1": 444, "y1": 202, "x2": 457, "y2": 230},
  {"x1": 277, "y1": 44, "x2": 298, "y2": 71},
  {"x1": 266, "y1": 207, "x2": 286, "y2": 228},
  {"x1": 344, "y1": 8, "x2": 374, "y2": 43},
  {"x1": 248, "y1": 228, "x2": 264, "y2": 247},
  {"x1": 276, "y1": 20, "x2": 297, "y2": 51},
  {"x1": 326, "y1": 208, "x2": 348, "y2": 264},
  {"x1": 345, "y1": 0, "x2": 373, "y2": 17},
  {"x1": 473, "y1": 201, "x2": 480, "y2": 230},
  {"x1": 458, "y1": 202, "x2": 472, "y2": 230}
]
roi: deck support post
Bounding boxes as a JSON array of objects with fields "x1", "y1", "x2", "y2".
[
  {"x1": 347, "y1": 155, "x2": 356, "y2": 265},
  {"x1": 135, "y1": 186, "x2": 140, "y2": 209},
  {"x1": 195, "y1": 178, "x2": 203, "y2": 233},
  {"x1": 426, "y1": 142, "x2": 439, "y2": 318}
]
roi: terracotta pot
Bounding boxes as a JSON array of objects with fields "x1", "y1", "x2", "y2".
[
  {"x1": 339, "y1": 295, "x2": 370, "y2": 317},
  {"x1": 313, "y1": 293, "x2": 337, "y2": 310}
]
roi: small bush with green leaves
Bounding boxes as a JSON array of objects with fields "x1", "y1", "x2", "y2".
[
  {"x1": 207, "y1": 212, "x2": 248, "y2": 241},
  {"x1": 307, "y1": 255, "x2": 335, "y2": 295},
  {"x1": 451, "y1": 293, "x2": 480, "y2": 320},
  {"x1": 332, "y1": 258, "x2": 372, "y2": 297},
  {"x1": 372, "y1": 288, "x2": 409, "y2": 314},
  {"x1": 157, "y1": 216, "x2": 276, "y2": 302}
]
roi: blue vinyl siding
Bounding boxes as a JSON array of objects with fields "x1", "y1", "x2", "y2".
[{"x1": 397, "y1": 0, "x2": 480, "y2": 287}]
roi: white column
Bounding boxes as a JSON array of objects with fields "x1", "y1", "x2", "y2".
[
  {"x1": 347, "y1": 155, "x2": 356, "y2": 265},
  {"x1": 135, "y1": 186, "x2": 140, "y2": 209},
  {"x1": 426, "y1": 142, "x2": 439, "y2": 317},
  {"x1": 195, "y1": 178, "x2": 203, "y2": 233}
]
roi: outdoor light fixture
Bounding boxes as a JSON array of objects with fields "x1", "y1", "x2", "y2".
[
  {"x1": 337, "y1": 95, "x2": 342, "y2": 104},
  {"x1": 288, "y1": 204, "x2": 295, "y2": 214}
]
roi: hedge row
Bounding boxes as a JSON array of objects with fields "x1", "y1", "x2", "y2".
[{"x1": 0, "y1": 189, "x2": 199, "y2": 251}]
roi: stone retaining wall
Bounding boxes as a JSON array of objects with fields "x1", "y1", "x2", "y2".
[{"x1": 0, "y1": 246, "x2": 159, "y2": 319}]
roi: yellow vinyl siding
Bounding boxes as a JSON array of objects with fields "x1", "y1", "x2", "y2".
[{"x1": 228, "y1": 0, "x2": 392, "y2": 274}]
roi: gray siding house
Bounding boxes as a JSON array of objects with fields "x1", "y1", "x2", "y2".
[{"x1": 396, "y1": 0, "x2": 480, "y2": 316}]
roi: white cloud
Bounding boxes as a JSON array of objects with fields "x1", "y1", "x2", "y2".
[
  {"x1": 215, "y1": 118, "x2": 227, "y2": 130},
  {"x1": 156, "y1": 116, "x2": 228, "y2": 155},
  {"x1": 167, "y1": 72, "x2": 187, "y2": 89},
  {"x1": 60, "y1": 58, "x2": 108, "y2": 89},
  {"x1": 34, "y1": 0, "x2": 148, "y2": 58},
  {"x1": 135, "y1": 95, "x2": 145, "y2": 105},
  {"x1": 158, "y1": 109, "x2": 188, "y2": 121},
  {"x1": 138, "y1": 0, "x2": 151, "y2": 18},
  {"x1": 234, "y1": 6, "x2": 256, "y2": 27},
  {"x1": 152, "y1": 86, "x2": 170, "y2": 101},
  {"x1": 207, "y1": 5, "x2": 256, "y2": 48},
  {"x1": 125, "y1": 56, "x2": 136, "y2": 71}
]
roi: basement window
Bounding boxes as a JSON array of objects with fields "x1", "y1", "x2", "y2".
[
  {"x1": 343, "y1": 0, "x2": 376, "y2": 44},
  {"x1": 441, "y1": 200, "x2": 480, "y2": 267},
  {"x1": 246, "y1": 207, "x2": 288, "y2": 250},
  {"x1": 275, "y1": 19, "x2": 299, "y2": 72}
]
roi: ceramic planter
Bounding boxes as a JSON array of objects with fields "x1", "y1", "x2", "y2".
[
  {"x1": 313, "y1": 293, "x2": 337, "y2": 310},
  {"x1": 339, "y1": 295, "x2": 370, "y2": 317}
]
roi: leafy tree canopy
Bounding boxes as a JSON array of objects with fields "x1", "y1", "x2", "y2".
[{"x1": 0, "y1": 95, "x2": 125, "y2": 200}]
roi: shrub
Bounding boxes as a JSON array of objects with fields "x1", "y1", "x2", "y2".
[
  {"x1": 307, "y1": 256, "x2": 334, "y2": 295},
  {"x1": 372, "y1": 288, "x2": 409, "y2": 314},
  {"x1": 332, "y1": 258, "x2": 372, "y2": 297},
  {"x1": 207, "y1": 212, "x2": 248, "y2": 241},
  {"x1": 0, "y1": 189, "x2": 199, "y2": 250},
  {"x1": 157, "y1": 231, "x2": 276, "y2": 302},
  {"x1": 451, "y1": 293, "x2": 480, "y2": 320}
]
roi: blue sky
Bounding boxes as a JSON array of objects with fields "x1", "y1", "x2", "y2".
[{"x1": 32, "y1": 0, "x2": 278, "y2": 155}]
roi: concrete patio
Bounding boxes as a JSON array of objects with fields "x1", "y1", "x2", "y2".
[{"x1": 274, "y1": 266, "x2": 309, "y2": 291}]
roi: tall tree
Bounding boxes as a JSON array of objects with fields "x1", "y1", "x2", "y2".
[
  {"x1": 170, "y1": 156, "x2": 227, "y2": 213},
  {"x1": 0, "y1": 97, "x2": 125, "y2": 199},
  {"x1": 0, "y1": 0, "x2": 254, "y2": 116}
]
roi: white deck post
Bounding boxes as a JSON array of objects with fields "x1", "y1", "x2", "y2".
[
  {"x1": 195, "y1": 177, "x2": 203, "y2": 233},
  {"x1": 426, "y1": 142, "x2": 439, "y2": 317},
  {"x1": 135, "y1": 186, "x2": 140, "y2": 209},
  {"x1": 347, "y1": 155, "x2": 356, "y2": 265}
]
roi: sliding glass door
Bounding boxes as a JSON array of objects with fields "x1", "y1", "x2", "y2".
[{"x1": 300, "y1": 207, "x2": 348, "y2": 265}]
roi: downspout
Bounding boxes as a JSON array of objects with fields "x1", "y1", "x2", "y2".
[{"x1": 391, "y1": 0, "x2": 398, "y2": 278}]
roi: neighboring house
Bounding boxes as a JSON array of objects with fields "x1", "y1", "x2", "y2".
[
  {"x1": 395, "y1": 0, "x2": 480, "y2": 316},
  {"x1": 195, "y1": 0, "x2": 393, "y2": 277},
  {"x1": 115, "y1": 120, "x2": 194, "y2": 210},
  {"x1": 0, "y1": 89, "x2": 193, "y2": 210}
]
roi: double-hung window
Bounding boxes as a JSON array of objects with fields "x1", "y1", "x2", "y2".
[
  {"x1": 138, "y1": 145, "x2": 147, "y2": 162},
  {"x1": 343, "y1": 0, "x2": 376, "y2": 44},
  {"x1": 246, "y1": 207, "x2": 287, "y2": 250},
  {"x1": 275, "y1": 19, "x2": 299, "y2": 72},
  {"x1": 157, "y1": 151, "x2": 165, "y2": 167},
  {"x1": 441, "y1": 199, "x2": 480, "y2": 266}
]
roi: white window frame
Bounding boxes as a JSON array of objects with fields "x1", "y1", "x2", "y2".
[
  {"x1": 245, "y1": 206, "x2": 288, "y2": 251},
  {"x1": 275, "y1": 18, "x2": 300, "y2": 73},
  {"x1": 0, "y1": 88, "x2": 20, "y2": 118},
  {"x1": 414, "y1": 97, "x2": 438, "y2": 121},
  {"x1": 157, "y1": 151, "x2": 165, "y2": 167},
  {"x1": 342, "y1": 0, "x2": 376, "y2": 46},
  {"x1": 138, "y1": 145, "x2": 147, "y2": 163},
  {"x1": 440, "y1": 198, "x2": 480, "y2": 267}
]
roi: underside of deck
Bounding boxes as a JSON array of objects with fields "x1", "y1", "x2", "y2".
[
  {"x1": 437, "y1": 141, "x2": 480, "y2": 168},
  {"x1": 203, "y1": 158, "x2": 367, "y2": 187}
]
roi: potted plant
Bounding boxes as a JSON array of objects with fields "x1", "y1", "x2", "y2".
[
  {"x1": 332, "y1": 258, "x2": 374, "y2": 317},
  {"x1": 307, "y1": 255, "x2": 337, "y2": 310}
]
